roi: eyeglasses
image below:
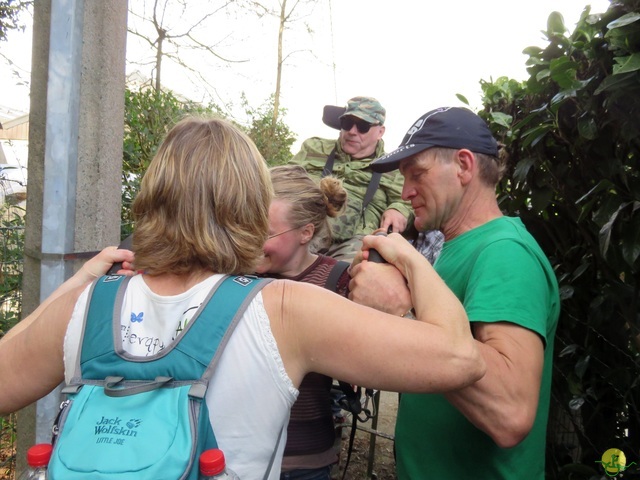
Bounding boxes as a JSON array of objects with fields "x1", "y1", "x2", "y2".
[
  {"x1": 267, "y1": 226, "x2": 299, "y2": 239},
  {"x1": 340, "y1": 117, "x2": 377, "y2": 134}
]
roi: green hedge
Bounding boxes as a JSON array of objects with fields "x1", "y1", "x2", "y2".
[{"x1": 476, "y1": 2, "x2": 640, "y2": 477}]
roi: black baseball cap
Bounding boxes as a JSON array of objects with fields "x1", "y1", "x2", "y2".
[{"x1": 371, "y1": 107, "x2": 498, "y2": 173}]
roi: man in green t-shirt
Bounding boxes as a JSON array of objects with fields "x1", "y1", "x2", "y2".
[{"x1": 349, "y1": 107, "x2": 560, "y2": 479}]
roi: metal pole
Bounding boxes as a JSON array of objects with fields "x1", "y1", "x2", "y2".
[{"x1": 34, "y1": 0, "x2": 85, "y2": 443}]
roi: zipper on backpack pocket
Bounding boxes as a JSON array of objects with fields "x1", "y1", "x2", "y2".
[{"x1": 51, "y1": 398, "x2": 73, "y2": 446}]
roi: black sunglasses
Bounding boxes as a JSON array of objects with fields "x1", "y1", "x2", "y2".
[{"x1": 340, "y1": 117, "x2": 377, "y2": 134}]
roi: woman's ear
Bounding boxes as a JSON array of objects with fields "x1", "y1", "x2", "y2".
[{"x1": 300, "y1": 223, "x2": 315, "y2": 245}]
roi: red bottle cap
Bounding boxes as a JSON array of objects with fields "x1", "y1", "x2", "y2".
[
  {"x1": 199, "y1": 448, "x2": 225, "y2": 476},
  {"x1": 26, "y1": 444, "x2": 53, "y2": 467}
]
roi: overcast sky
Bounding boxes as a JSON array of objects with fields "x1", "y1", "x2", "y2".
[{"x1": 1, "y1": 0, "x2": 612, "y2": 151}]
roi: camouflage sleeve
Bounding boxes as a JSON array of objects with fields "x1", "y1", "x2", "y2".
[
  {"x1": 379, "y1": 170, "x2": 412, "y2": 219},
  {"x1": 290, "y1": 141, "x2": 310, "y2": 165},
  {"x1": 289, "y1": 138, "x2": 333, "y2": 179}
]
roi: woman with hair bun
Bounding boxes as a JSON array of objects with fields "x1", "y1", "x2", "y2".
[{"x1": 256, "y1": 164, "x2": 349, "y2": 479}]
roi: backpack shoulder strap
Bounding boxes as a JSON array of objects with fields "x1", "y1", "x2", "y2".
[
  {"x1": 361, "y1": 171, "x2": 382, "y2": 216},
  {"x1": 181, "y1": 275, "x2": 272, "y2": 388},
  {"x1": 76, "y1": 275, "x2": 272, "y2": 383},
  {"x1": 77, "y1": 275, "x2": 129, "y2": 367},
  {"x1": 324, "y1": 260, "x2": 350, "y2": 293},
  {"x1": 321, "y1": 147, "x2": 337, "y2": 178}
]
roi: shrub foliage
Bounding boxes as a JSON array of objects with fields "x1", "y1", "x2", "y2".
[{"x1": 475, "y1": 1, "x2": 640, "y2": 477}]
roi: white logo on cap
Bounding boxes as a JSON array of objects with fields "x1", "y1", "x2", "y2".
[
  {"x1": 406, "y1": 119, "x2": 425, "y2": 136},
  {"x1": 378, "y1": 144, "x2": 416, "y2": 161},
  {"x1": 404, "y1": 107, "x2": 452, "y2": 144}
]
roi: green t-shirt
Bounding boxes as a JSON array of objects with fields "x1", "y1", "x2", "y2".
[{"x1": 395, "y1": 217, "x2": 560, "y2": 479}]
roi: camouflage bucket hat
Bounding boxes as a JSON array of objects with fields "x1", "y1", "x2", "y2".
[
  {"x1": 322, "y1": 96, "x2": 386, "y2": 129},
  {"x1": 340, "y1": 96, "x2": 386, "y2": 125}
]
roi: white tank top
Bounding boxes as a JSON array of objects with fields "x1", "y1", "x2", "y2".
[{"x1": 63, "y1": 274, "x2": 298, "y2": 479}]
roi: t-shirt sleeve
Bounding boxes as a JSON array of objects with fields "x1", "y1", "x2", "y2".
[{"x1": 464, "y1": 239, "x2": 551, "y2": 345}]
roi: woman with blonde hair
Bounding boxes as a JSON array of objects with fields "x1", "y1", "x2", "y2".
[
  {"x1": 257, "y1": 164, "x2": 348, "y2": 288},
  {"x1": 0, "y1": 116, "x2": 485, "y2": 479},
  {"x1": 256, "y1": 164, "x2": 349, "y2": 479}
]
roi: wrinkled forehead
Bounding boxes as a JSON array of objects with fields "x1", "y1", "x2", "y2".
[{"x1": 398, "y1": 148, "x2": 437, "y2": 175}]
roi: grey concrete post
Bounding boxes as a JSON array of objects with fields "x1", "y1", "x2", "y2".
[{"x1": 17, "y1": 0, "x2": 127, "y2": 473}]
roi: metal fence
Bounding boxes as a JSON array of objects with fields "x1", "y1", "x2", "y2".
[
  {"x1": 0, "y1": 201, "x2": 24, "y2": 337},
  {"x1": 0, "y1": 200, "x2": 23, "y2": 479}
]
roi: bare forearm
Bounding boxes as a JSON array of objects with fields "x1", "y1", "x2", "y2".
[
  {"x1": 401, "y1": 247, "x2": 468, "y2": 334},
  {"x1": 396, "y1": 243, "x2": 484, "y2": 380},
  {"x1": 0, "y1": 291, "x2": 74, "y2": 415}
]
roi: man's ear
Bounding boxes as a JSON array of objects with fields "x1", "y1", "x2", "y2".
[
  {"x1": 377, "y1": 125, "x2": 386, "y2": 140},
  {"x1": 456, "y1": 149, "x2": 476, "y2": 185}
]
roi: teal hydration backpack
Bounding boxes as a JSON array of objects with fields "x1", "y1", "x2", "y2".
[{"x1": 49, "y1": 274, "x2": 271, "y2": 479}]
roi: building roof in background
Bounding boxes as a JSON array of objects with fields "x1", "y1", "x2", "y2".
[{"x1": 0, "y1": 106, "x2": 29, "y2": 141}]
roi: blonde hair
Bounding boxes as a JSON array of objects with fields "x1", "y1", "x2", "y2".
[
  {"x1": 132, "y1": 116, "x2": 273, "y2": 275},
  {"x1": 269, "y1": 165, "x2": 347, "y2": 252}
]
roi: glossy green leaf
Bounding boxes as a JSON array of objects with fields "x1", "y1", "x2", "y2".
[
  {"x1": 560, "y1": 344, "x2": 579, "y2": 356},
  {"x1": 606, "y1": 12, "x2": 640, "y2": 30},
  {"x1": 571, "y1": 262, "x2": 590, "y2": 282},
  {"x1": 578, "y1": 116, "x2": 598, "y2": 140},
  {"x1": 593, "y1": 71, "x2": 636, "y2": 94},
  {"x1": 523, "y1": 46, "x2": 544, "y2": 56},
  {"x1": 621, "y1": 207, "x2": 640, "y2": 265},
  {"x1": 489, "y1": 111, "x2": 512, "y2": 128},
  {"x1": 547, "y1": 11, "x2": 567, "y2": 36},
  {"x1": 455, "y1": 93, "x2": 469, "y2": 105},
  {"x1": 549, "y1": 91, "x2": 573, "y2": 111},
  {"x1": 569, "y1": 396, "x2": 585, "y2": 410},
  {"x1": 576, "y1": 355, "x2": 591, "y2": 379},
  {"x1": 559, "y1": 285, "x2": 575, "y2": 300},
  {"x1": 513, "y1": 156, "x2": 535, "y2": 182},
  {"x1": 536, "y1": 69, "x2": 550, "y2": 81},
  {"x1": 550, "y1": 58, "x2": 579, "y2": 88},
  {"x1": 599, "y1": 203, "x2": 629, "y2": 256},
  {"x1": 522, "y1": 124, "x2": 553, "y2": 149},
  {"x1": 612, "y1": 53, "x2": 640, "y2": 74},
  {"x1": 576, "y1": 179, "x2": 612, "y2": 204}
]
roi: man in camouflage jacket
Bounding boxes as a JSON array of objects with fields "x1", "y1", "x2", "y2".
[{"x1": 290, "y1": 96, "x2": 412, "y2": 261}]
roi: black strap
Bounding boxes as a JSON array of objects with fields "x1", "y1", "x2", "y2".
[
  {"x1": 321, "y1": 147, "x2": 337, "y2": 178},
  {"x1": 324, "y1": 260, "x2": 350, "y2": 292},
  {"x1": 361, "y1": 171, "x2": 382, "y2": 217},
  {"x1": 338, "y1": 383, "x2": 362, "y2": 415},
  {"x1": 326, "y1": 260, "x2": 361, "y2": 418}
]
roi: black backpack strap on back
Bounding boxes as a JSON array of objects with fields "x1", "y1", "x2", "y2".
[
  {"x1": 324, "y1": 260, "x2": 350, "y2": 293},
  {"x1": 321, "y1": 147, "x2": 337, "y2": 178},
  {"x1": 360, "y1": 170, "x2": 382, "y2": 220}
]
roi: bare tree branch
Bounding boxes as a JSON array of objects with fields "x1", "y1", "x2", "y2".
[{"x1": 127, "y1": 0, "x2": 249, "y2": 93}]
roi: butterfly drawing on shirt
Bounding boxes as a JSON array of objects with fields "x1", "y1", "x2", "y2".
[{"x1": 131, "y1": 312, "x2": 144, "y2": 323}]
